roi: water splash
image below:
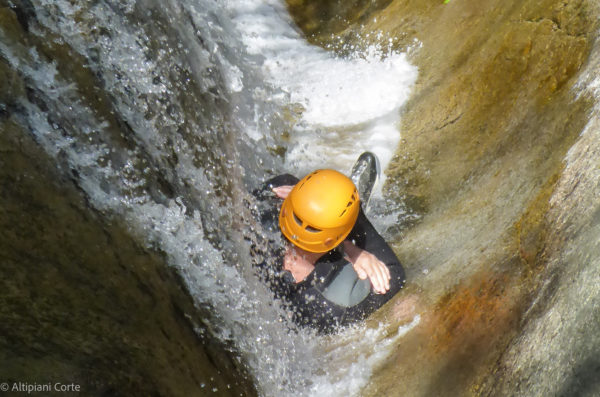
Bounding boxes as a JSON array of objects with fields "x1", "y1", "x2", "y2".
[
  {"x1": 1, "y1": 0, "x2": 418, "y2": 395},
  {"x1": 227, "y1": 0, "x2": 418, "y2": 179},
  {"x1": 306, "y1": 315, "x2": 421, "y2": 396}
]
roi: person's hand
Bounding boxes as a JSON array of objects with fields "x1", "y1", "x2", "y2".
[
  {"x1": 344, "y1": 241, "x2": 391, "y2": 294},
  {"x1": 351, "y1": 251, "x2": 391, "y2": 294},
  {"x1": 272, "y1": 185, "x2": 294, "y2": 199}
]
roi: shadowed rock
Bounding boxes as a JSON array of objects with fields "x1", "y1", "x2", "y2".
[
  {"x1": 0, "y1": 4, "x2": 255, "y2": 394},
  {"x1": 0, "y1": 114, "x2": 256, "y2": 396}
]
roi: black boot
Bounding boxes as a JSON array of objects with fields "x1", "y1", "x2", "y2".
[{"x1": 350, "y1": 151, "x2": 380, "y2": 211}]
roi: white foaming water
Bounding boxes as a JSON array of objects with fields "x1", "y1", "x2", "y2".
[
  {"x1": 2, "y1": 2, "x2": 310, "y2": 394},
  {"x1": 229, "y1": 1, "x2": 419, "y2": 395},
  {"x1": 2, "y1": 0, "x2": 419, "y2": 395},
  {"x1": 227, "y1": 0, "x2": 418, "y2": 179},
  {"x1": 307, "y1": 315, "x2": 421, "y2": 396}
]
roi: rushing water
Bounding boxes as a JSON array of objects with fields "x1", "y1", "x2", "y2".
[{"x1": 0, "y1": 0, "x2": 417, "y2": 395}]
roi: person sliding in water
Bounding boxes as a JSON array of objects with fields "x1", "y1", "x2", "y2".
[{"x1": 255, "y1": 152, "x2": 405, "y2": 333}]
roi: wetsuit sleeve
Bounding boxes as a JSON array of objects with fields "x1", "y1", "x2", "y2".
[
  {"x1": 264, "y1": 174, "x2": 299, "y2": 189},
  {"x1": 251, "y1": 174, "x2": 299, "y2": 229},
  {"x1": 252, "y1": 174, "x2": 299, "y2": 201}
]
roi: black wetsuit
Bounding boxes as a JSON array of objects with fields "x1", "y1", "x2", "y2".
[{"x1": 255, "y1": 174, "x2": 405, "y2": 333}]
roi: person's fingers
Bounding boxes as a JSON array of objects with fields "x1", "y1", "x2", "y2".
[
  {"x1": 373, "y1": 259, "x2": 390, "y2": 293},
  {"x1": 374, "y1": 261, "x2": 390, "y2": 293},
  {"x1": 377, "y1": 264, "x2": 388, "y2": 293},
  {"x1": 369, "y1": 262, "x2": 386, "y2": 294},
  {"x1": 382, "y1": 262, "x2": 391, "y2": 290},
  {"x1": 272, "y1": 185, "x2": 293, "y2": 199},
  {"x1": 369, "y1": 265, "x2": 381, "y2": 293},
  {"x1": 384, "y1": 262, "x2": 391, "y2": 280}
]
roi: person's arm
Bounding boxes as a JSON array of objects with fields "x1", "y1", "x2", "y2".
[
  {"x1": 344, "y1": 208, "x2": 401, "y2": 294},
  {"x1": 266, "y1": 174, "x2": 299, "y2": 190},
  {"x1": 343, "y1": 240, "x2": 391, "y2": 294}
]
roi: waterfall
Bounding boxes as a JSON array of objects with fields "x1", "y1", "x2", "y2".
[{"x1": 0, "y1": 0, "x2": 417, "y2": 395}]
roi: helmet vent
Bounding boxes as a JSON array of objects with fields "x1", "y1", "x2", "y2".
[
  {"x1": 293, "y1": 212, "x2": 303, "y2": 226},
  {"x1": 305, "y1": 225, "x2": 321, "y2": 233},
  {"x1": 339, "y1": 209, "x2": 347, "y2": 217}
]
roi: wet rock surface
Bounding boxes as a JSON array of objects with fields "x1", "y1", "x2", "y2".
[
  {"x1": 0, "y1": 4, "x2": 255, "y2": 395},
  {"x1": 287, "y1": 0, "x2": 600, "y2": 395},
  {"x1": 3, "y1": 0, "x2": 599, "y2": 394},
  {"x1": 0, "y1": 118, "x2": 255, "y2": 396}
]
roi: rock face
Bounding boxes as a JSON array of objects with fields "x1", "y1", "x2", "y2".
[
  {"x1": 0, "y1": 4, "x2": 255, "y2": 396},
  {"x1": 287, "y1": 0, "x2": 600, "y2": 396},
  {"x1": 0, "y1": 121, "x2": 255, "y2": 397}
]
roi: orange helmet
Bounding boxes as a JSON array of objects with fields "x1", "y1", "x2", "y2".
[{"x1": 279, "y1": 169, "x2": 360, "y2": 253}]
